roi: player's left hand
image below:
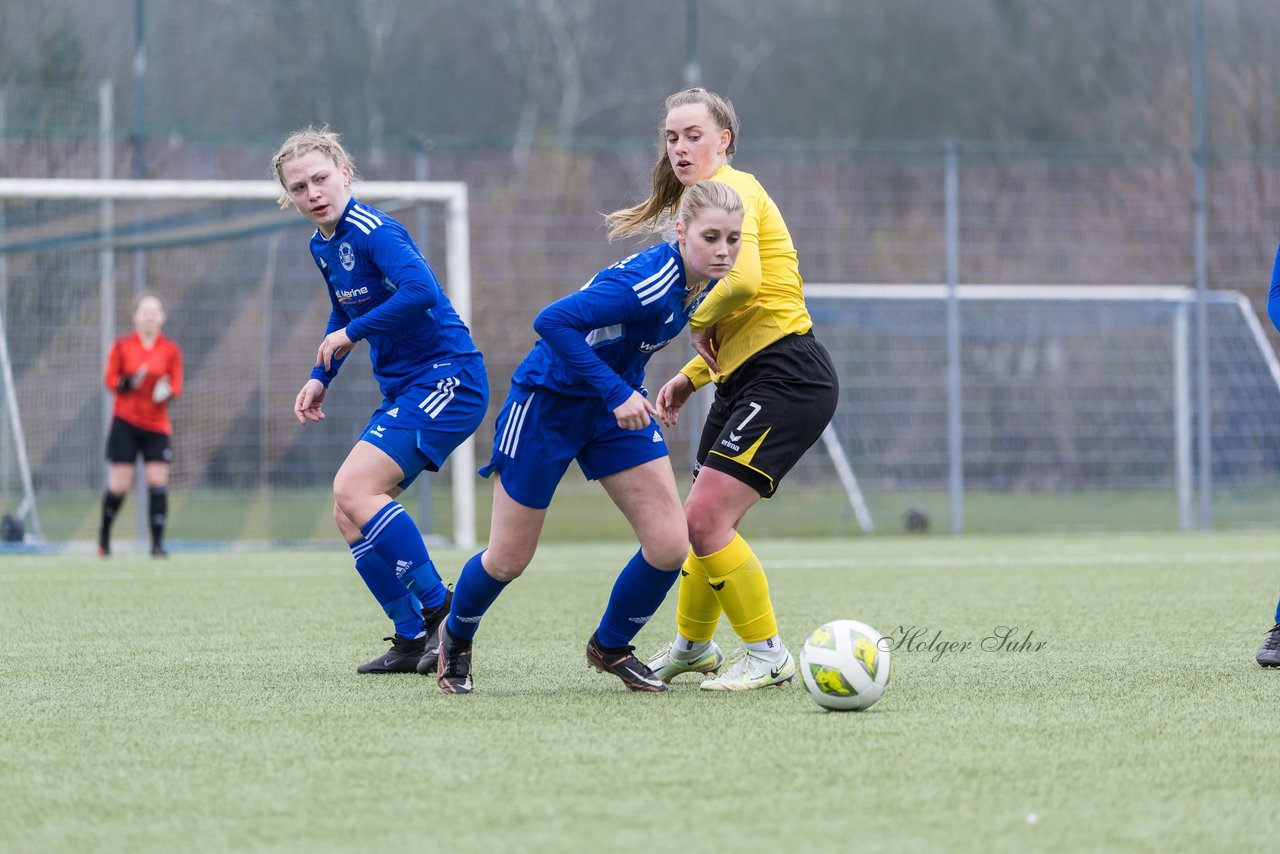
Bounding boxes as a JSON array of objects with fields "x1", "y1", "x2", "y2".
[
  {"x1": 317, "y1": 328, "x2": 355, "y2": 372},
  {"x1": 613, "y1": 390, "x2": 658, "y2": 431},
  {"x1": 691, "y1": 325, "x2": 719, "y2": 373},
  {"x1": 655, "y1": 373, "x2": 694, "y2": 428},
  {"x1": 152, "y1": 375, "x2": 172, "y2": 403}
]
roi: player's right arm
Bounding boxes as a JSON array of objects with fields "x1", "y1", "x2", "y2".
[
  {"x1": 532, "y1": 274, "x2": 656, "y2": 429},
  {"x1": 295, "y1": 378, "x2": 327, "y2": 424},
  {"x1": 103, "y1": 339, "x2": 124, "y2": 393},
  {"x1": 298, "y1": 285, "x2": 344, "y2": 423},
  {"x1": 310, "y1": 289, "x2": 351, "y2": 387},
  {"x1": 103, "y1": 339, "x2": 145, "y2": 393}
]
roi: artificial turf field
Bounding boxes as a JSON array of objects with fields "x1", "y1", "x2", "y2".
[{"x1": 5, "y1": 531, "x2": 1280, "y2": 852}]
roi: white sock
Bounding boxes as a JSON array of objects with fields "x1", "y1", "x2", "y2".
[
  {"x1": 672, "y1": 634, "x2": 710, "y2": 660},
  {"x1": 745, "y1": 636, "x2": 784, "y2": 657}
]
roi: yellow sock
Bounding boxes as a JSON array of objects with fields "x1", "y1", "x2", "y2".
[
  {"x1": 700, "y1": 533, "x2": 778, "y2": 644},
  {"x1": 674, "y1": 550, "x2": 723, "y2": 644}
]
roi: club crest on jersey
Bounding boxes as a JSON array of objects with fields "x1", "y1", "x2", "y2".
[{"x1": 339, "y1": 242, "x2": 355, "y2": 271}]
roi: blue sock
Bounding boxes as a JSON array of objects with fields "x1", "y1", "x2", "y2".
[
  {"x1": 1273, "y1": 596, "x2": 1280, "y2": 624},
  {"x1": 595, "y1": 549, "x2": 680, "y2": 649},
  {"x1": 446, "y1": 551, "x2": 510, "y2": 641},
  {"x1": 359, "y1": 502, "x2": 447, "y2": 611},
  {"x1": 350, "y1": 538, "x2": 423, "y2": 637}
]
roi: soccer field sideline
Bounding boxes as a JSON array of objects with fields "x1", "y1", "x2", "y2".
[
  {"x1": 4, "y1": 537, "x2": 1277, "y2": 583},
  {"x1": 5, "y1": 531, "x2": 1280, "y2": 852}
]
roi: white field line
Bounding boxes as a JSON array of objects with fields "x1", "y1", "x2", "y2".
[
  {"x1": 1, "y1": 549, "x2": 1273, "y2": 583},
  {"x1": 762, "y1": 552, "x2": 1278, "y2": 570}
]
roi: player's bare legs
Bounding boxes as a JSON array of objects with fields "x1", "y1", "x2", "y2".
[
  {"x1": 683, "y1": 467, "x2": 758, "y2": 556},
  {"x1": 600, "y1": 458, "x2": 688, "y2": 571},
  {"x1": 667, "y1": 467, "x2": 795, "y2": 690},
  {"x1": 580, "y1": 459, "x2": 687, "y2": 691},
  {"x1": 333, "y1": 441, "x2": 450, "y2": 674},
  {"x1": 437, "y1": 477, "x2": 546, "y2": 694}
]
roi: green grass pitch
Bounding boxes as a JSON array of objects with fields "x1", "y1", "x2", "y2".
[{"x1": 4, "y1": 532, "x2": 1280, "y2": 852}]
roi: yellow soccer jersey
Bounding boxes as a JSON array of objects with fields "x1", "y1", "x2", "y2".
[{"x1": 681, "y1": 164, "x2": 812, "y2": 388}]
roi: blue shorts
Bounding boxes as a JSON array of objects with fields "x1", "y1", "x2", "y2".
[
  {"x1": 479, "y1": 384, "x2": 670, "y2": 509},
  {"x1": 359, "y1": 362, "x2": 489, "y2": 489}
]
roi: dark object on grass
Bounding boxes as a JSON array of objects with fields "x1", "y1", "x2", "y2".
[
  {"x1": 1, "y1": 513, "x2": 24, "y2": 542},
  {"x1": 902, "y1": 506, "x2": 929, "y2": 533}
]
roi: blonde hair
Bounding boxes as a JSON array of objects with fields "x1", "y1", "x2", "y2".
[
  {"x1": 675, "y1": 180, "x2": 744, "y2": 306},
  {"x1": 270, "y1": 125, "x2": 360, "y2": 209},
  {"x1": 605, "y1": 87, "x2": 740, "y2": 240}
]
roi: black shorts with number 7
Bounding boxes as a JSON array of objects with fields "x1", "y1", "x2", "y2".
[{"x1": 694, "y1": 330, "x2": 838, "y2": 498}]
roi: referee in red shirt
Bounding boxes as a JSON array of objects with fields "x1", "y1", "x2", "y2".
[{"x1": 100, "y1": 292, "x2": 183, "y2": 557}]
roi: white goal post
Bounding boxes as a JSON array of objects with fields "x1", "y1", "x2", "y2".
[
  {"x1": 806, "y1": 282, "x2": 1280, "y2": 532},
  {"x1": 0, "y1": 178, "x2": 477, "y2": 549}
]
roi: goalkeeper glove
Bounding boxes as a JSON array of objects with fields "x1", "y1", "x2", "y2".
[
  {"x1": 117, "y1": 365, "x2": 148, "y2": 393},
  {"x1": 152, "y1": 375, "x2": 172, "y2": 404}
]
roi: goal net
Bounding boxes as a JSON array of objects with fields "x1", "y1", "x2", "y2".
[
  {"x1": 804, "y1": 284, "x2": 1280, "y2": 533},
  {"x1": 0, "y1": 178, "x2": 475, "y2": 551}
]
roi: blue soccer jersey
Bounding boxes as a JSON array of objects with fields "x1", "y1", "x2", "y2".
[
  {"x1": 512, "y1": 241, "x2": 706, "y2": 408},
  {"x1": 308, "y1": 197, "x2": 482, "y2": 398},
  {"x1": 1268, "y1": 244, "x2": 1280, "y2": 333}
]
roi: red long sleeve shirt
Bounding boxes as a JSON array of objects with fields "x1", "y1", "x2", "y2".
[{"x1": 103, "y1": 332, "x2": 183, "y2": 435}]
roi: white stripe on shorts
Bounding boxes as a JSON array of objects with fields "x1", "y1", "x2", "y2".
[
  {"x1": 418, "y1": 376, "x2": 459, "y2": 419},
  {"x1": 499, "y1": 393, "x2": 535, "y2": 458}
]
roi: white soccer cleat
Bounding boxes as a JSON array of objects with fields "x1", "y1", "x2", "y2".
[
  {"x1": 646, "y1": 640, "x2": 724, "y2": 682},
  {"x1": 699, "y1": 646, "x2": 796, "y2": 691}
]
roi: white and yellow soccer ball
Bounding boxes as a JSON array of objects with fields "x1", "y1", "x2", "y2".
[{"x1": 799, "y1": 619, "x2": 891, "y2": 711}]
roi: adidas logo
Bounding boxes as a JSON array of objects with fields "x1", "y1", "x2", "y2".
[
  {"x1": 651, "y1": 431, "x2": 662, "y2": 443},
  {"x1": 394, "y1": 559, "x2": 413, "y2": 578}
]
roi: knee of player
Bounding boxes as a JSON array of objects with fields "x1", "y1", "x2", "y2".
[
  {"x1": 330, "y1": 476, "x2": 366, "y2": 518},
  {"x1": 642, "y1": 535, "x2": 690, "y2": 571},
  {"x1": 685, "y1": 509, "x2": 726, "y2": 555},
  {"x1": 481, "y1": 547, "x2": 533, "y2": 582},
  {"x1": 331, "y1": 501, "x2": 360, "y2": 538}
]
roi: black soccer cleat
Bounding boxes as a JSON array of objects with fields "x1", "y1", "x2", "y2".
[
  {"x1": 357, "y1": 634, "x2": 427, "y2": 674},
  {"x1": 151, "y1": 544, "x2": 168, "y2": 558},
  {"x1": 415, "y1": 588, "x2": 453, "y2": 676},
  {"x1": 436, "y1": 622, "x2": 474, "y2": 694},
  {"x1": 1257, "y1": 622, "x2": 1280, "y2": 668},
  {"x1": 586, "y1": 633, "x2": 668, "y2": 692}
]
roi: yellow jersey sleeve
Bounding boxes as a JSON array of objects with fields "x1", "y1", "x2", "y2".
[{"x1": 679, "y1": 165, "x2": 812, "y2": 387}]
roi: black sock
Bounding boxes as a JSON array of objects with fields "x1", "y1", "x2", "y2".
[
  {"x1": 100, "y1": 491, "x2": 125, "y2": 551},
  {"x1": 148, "y1": 486, "x2": 168, "y2": 549}
]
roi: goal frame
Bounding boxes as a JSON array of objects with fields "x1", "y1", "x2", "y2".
[
  {"x1": 0, "y1": 178, "x2": 477, "y2": 549},
  {"x1": 807, "y1": 282, "x2": 1280, "y2": 532}
]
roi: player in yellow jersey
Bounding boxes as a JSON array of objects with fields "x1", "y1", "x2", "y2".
[{"x1": 605, "y1": 87, "x2": 839, "y2": 690}]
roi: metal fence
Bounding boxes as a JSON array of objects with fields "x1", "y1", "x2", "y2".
[{"x1": 4, "y1": 83, "x2": 1280, "y2": 543}]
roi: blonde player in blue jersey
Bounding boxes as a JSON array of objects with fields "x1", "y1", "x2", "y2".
[
  {"x1": 433, "y1": 181, "x2": 744, "y2": 694},
  {"x1": 273, "y1": 127, "x2": 489, "y2": 676},
  {"x1": 608, "y1": 87, "x2": 840, "y2": 691},
  {"x1": 1259, "y1": 244, "x2": 1280, "y2": 666}
]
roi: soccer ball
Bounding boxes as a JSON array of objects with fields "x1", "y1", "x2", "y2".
[{"x1": 799, "y1": 620, "x2": 891, "y2": 711}]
